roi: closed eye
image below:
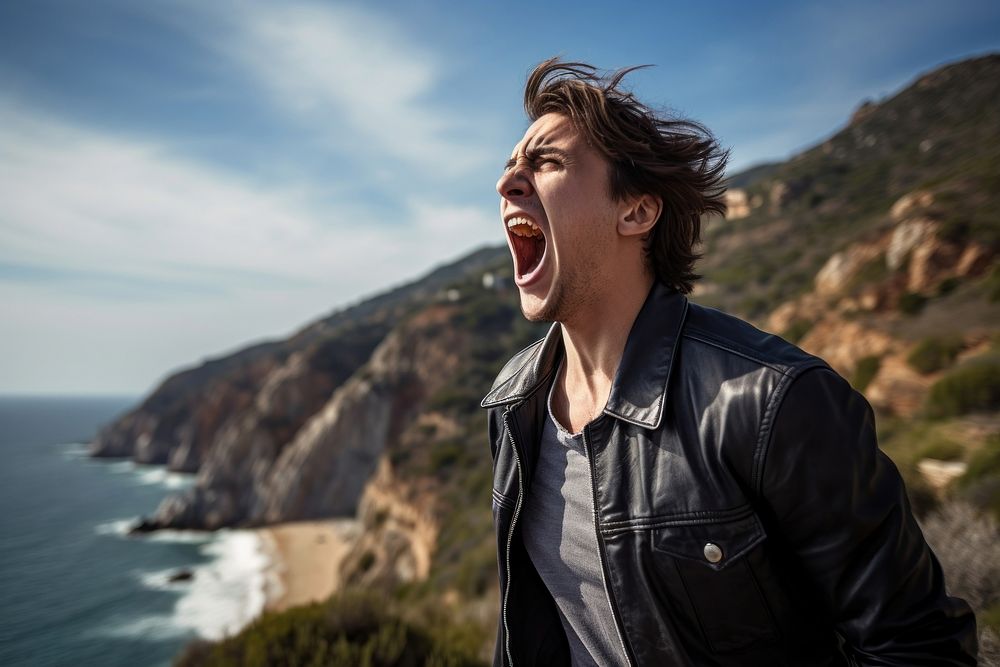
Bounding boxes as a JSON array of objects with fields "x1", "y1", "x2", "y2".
[{"x1": 502, "y1": 149, "x2": 566, "y2": 173}]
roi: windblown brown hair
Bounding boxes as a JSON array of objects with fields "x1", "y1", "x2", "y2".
[{"x1": 524, "y1": 58, "x2": 729, "y2": 294}]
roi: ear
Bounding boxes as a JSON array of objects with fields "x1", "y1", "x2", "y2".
[{"x1": 617, "y1": 193, "x2": 662, "y2": 238}]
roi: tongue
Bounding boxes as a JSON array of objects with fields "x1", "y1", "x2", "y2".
[{"x1": 512, "y1": 234, "x2": 543, "y2": 276}]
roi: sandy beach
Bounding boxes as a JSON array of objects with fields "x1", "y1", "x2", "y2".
[{"x1": 256, "y1": 519, "x2": 362, "y2": 612}]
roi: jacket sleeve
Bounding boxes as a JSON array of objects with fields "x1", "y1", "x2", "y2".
[{"x1": 758, "y1": 366, "x2": 978, "y2": 665}]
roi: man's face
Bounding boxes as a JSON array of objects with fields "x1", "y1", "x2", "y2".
[{"x1": 496, "y1": 112, "x2": 620, "y2": 323}]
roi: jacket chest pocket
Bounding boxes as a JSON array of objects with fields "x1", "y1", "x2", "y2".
[{"x1": 650, "y1": 508, "x2": 778, "y2": 653}]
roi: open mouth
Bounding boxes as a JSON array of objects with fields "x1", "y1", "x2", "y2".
[{"x1": 506, "y1": 216, "x2": 546, "y2": 279}]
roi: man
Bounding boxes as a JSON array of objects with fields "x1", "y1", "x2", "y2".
[{"x1": 481, "y1": 59, "x2": 977, "y2": 666}]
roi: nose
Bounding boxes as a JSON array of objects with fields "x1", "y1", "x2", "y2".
[{"x1": 496, "y1": 160, "x2": 534, "y2": 200}]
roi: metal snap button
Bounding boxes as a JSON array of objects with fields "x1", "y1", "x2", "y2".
[{"x1": 703, "y1": 542, "x2": 723, "y2": 564}]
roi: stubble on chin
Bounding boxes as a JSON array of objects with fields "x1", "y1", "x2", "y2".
[
  {"x1": 518, "y1": 268, "x2": 567, "y2": 323},
  {"x1": 519, "y1": 288, "x2": 561, "y2": 323},
  {"x1": 518, "y1": 268, "x2": 593, "y2": 325}
]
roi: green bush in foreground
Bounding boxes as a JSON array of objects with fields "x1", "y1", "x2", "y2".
[
  {"x1": 174, "y1": 590, "x2": 484, "y2": 667},
  {"x1": 906, "y1": 335, "x2": 965, "y2": 374},
  {"x1": 926, "y1": 355, "x2": 1000, "y2": 418}
]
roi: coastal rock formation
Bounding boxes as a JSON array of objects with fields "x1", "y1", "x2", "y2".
[
  {"x1": 814, "y1": 242, "x2": 883, "y2": 297},
  {"x1": 724, "y1": 188, "x2": 751, "y2": 219},
  {"x1": 337, "y1": 458, "x2": 439, "y2": 588},
  {"x1": 90, "y1": 342, "x2": 285, "y2": 470},
  {"x1": 89, "y1": 246, "x2": 505, "y2": 472},
  {"x1": 144, "y1": 305, "x2": 465, "y2": 530},
  {"x1": 261, "y1": 306, "x2": 462, "y2": 524},
  {"x1": 887, "y1": 217, "x2": 936, "y2": 270},
  {"x1": 767, "y1": 197, "x2": 994, "y2": 346}
]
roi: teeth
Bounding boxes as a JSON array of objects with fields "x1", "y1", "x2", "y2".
[{"x1": 506, "y1": 217, "x2": 542, "y2": 238}]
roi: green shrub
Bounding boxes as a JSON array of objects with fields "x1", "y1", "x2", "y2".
[
  {"x1": 926, "y1": 356, "x2": 1000, "y2": 418},
  {"x1": 898, "y1": 291, "x2": 928, "y2": 315},
  {"x1": 936, "y1": 276, "x2": 961, "y2": 296},
  {"x1": 959, "y1": 475, "x2": 1000, "y2": 524},
  {"x1": 429, "y1": 439, "x2": 465, "y2": 471},
  {"x1": 878, "y1": 419, "x2": 969, "y2": 468},
  {"x1": 737, "y1": 294, "x2": 771, "y2": 318},
  {"x1": 852, "y1": 355, "x2": 881, "y2": 392},
  {"x1": 782, "y1": 319, "x2": 813, "y2": 344},
  {"x1": 958, "y1": 435, "x2": 1000, "y2": 521},
  {"x1": 358, "y1": 551, "x2": 376, "y2": 573},
  {"x1": 938, "y1": 217, "x2": 971, "y2": 244},
  {"x1": 173, "y1": 590, "x2": 485, "y2": 667},
  {"x1": 454, "y1": 539, "x2": 499, "y2": 598},
  {"x1": 959, "y1": 436, "x2": 1000, "y2": 490},
  {"x1": 906, "y1": 335, "x2": 965, "y2": 374},
  {"x1": 897, "y1": 463, "x2": 940, "y2": 518},
  {"x1": 848, "y1": 256, "x2": 890, "y2": 291},
  {"x1": 426, "y1": 387, "x2": 480, "y2": 413},
  {"x1": 988, "y1": 264, "x2": 1000, "y2": 303},
  {"x1": 457, "y1": 294, "x2": 516, "y2": 333},
  {"x1": 981, "y1": 601, "x2": 1000, "y2": 633},
  {"x1": 915, "y1": 439, "x2": 965, "y2": 461}
]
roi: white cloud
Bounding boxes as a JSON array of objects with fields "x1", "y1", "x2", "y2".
[
  {"x1": 0, "y1": 100, "x2": 499, "y2": 394},
  {"x1": 0, "y1": 98, "x2": 497, "y2": 287},
  {"x1": 0, "y1": 101, "x2": 335, "y2": 286},
  {"x1": 212, "y1": 1, "x2": 487, "y2": 175}
]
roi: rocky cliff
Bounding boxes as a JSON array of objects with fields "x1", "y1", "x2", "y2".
[
  {"x1": 129, "y1": 285, "x2": 502, "y2": 531},
  {"x1": 89, "y1": 246, "x2": 505, "y2": 471}
]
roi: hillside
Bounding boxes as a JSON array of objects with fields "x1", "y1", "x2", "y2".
[
  {"x1": 702, "y1": 54, "x2": 999, "y2": 319},
  {"x1": 86, "y1": 54, "x2": 999, "y2": 663}
]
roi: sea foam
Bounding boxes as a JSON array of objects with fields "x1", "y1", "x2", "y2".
[
  {"x1": 134, "y1": 466, "x2": 196, "y2": 490},
  {"x1": 101, "y1": 530, "x2": 269, "y2": 642},
  {"x1": 174, "y1": 530, "x2": 269, "y2": 639},
  {"x1": 94, "y1": 517, "x2": 139, "y2": 537}
]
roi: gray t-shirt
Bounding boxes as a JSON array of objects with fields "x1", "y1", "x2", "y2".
[{"x1": 520, "y1": 381, "x2": 626, "y2": 666}]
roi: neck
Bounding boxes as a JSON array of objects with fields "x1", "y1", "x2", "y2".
[{"x1": 557, "y1": 269, "x2": 654, "y2": 413}]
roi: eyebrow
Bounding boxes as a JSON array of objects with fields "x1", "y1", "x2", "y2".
[{"x1": 504, "y1": 146, "x2": 570, "y2": 170}]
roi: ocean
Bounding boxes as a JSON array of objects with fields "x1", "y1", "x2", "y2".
[{"x1": 0, "y1": 396, "x2": 269, "y2": 667}]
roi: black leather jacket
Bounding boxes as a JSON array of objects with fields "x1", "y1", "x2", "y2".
[{"x1": 482, "y1": 282, "x2": 977, "y2": 666}]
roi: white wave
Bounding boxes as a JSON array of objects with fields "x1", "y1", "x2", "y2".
[
  {"x1": 60, "y1": 442, "x2": 91, "y2": 459},
  {"x1": 98, "y1": 530, "x2": 271, "y2": 642},
  {"x1": 136, "y1": 467, "x2": 168, "y2": 484},
  {"x1": 136, "y1": 567, "x2": 195, "y2": 592},
  {"x1": 94, "y1": 519, "x2": 215, "y2": 544},
  {"x1": 134, "y1": 466, "x2": 196, "y2": 490},
  {"x1": 163, "y1": 473, "x2": 195, "y2": 490},
  {"x1": 74, "y1": 450, "x2": 196, "y2": 491},
  {"x1": 99, "y1": 613, "x2": 193, "y2": 641},
  {"x1": 144, "y1": 529, "x2": 215, "y2": 544},
  {"x1": 108, "y1": 460, "x2": 136, "y2": 474},
  {"x1": 94, "y1": 517, "x2": 140, "y2": 537},
  {"x1": 172, "y1": 530, "x2": 270, "y2": 639}
]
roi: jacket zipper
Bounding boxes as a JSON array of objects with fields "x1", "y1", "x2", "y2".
[
  {"x1": 582, "y1": 425, "x2": 635, "y2": 667},
  {"x1": 501, "y1": 409, "x2": 524, "y2": 667}
]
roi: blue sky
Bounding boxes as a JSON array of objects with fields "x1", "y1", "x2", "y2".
[{"x1": 2, "y1": 0, "x2": 998, "y2": 395}]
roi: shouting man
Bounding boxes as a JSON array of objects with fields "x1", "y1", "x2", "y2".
[{"x1": 481, "y1": 59, "x2": 977, "y2": 666}]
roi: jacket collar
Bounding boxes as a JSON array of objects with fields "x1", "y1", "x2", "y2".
[{"x1": 480, "y1": 282, "x2": 689, "y2": 430}]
